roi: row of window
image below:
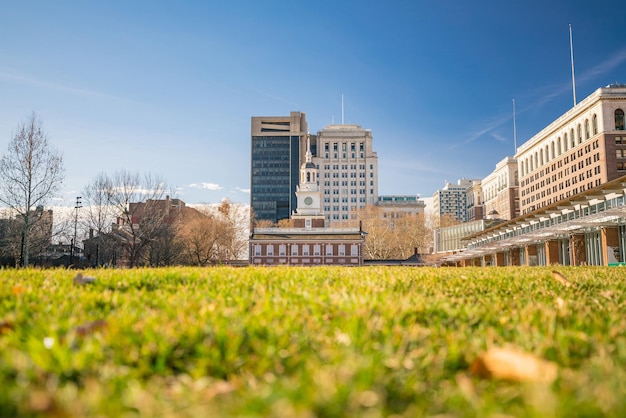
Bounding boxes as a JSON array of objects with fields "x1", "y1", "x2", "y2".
[
  {"x1": 521, "y1": 142, "x2": 600, "y2": 186},
  {"x1": 323, "y1": 189, "x2": 376, "y2": 195},
  {"x1": 521, "y1": 179, "x2": 604, "y2": 214},
  {"x1": 324, "y1": 164, "x2": 366, "y2": 170},
  {"x1": 520, "y1": 136, "x2": 600, "y2": 176},
  {"x1": 324, "y1": 197, "x2": 364, "y2": 203},
  {"x1": 324, "y1": 142, "x2": 365, "y2": 153},
  {"x1": 254, "y1": 244, "x2": 359, "y2": 257}
]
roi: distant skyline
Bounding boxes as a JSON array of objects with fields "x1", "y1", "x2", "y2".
[{"x1": 2, "y1": 1, "x2": 625, "y2": 206}]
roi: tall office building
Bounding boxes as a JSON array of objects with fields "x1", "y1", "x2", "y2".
[
  {"x1": 250, "y1": 112, "x2": 309, "y2": 224},
  {"x1": 432, "y1": 178, "x2": 476, "y2": 225},
  {"x1": 516, "y1": 84, "x2": 626, "y2": 215},
  {"x1": 313, "y1": 124, "x2": 378, "y2": 224},
  {"x1": 481, "y1": 156, "x2": 519, "y2": 220}
]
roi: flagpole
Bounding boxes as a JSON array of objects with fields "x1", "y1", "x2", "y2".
[
  {"x1": 341, "y1": 94, "x2": 344, "y2": 125},
  {"x1": 513, "y1": 99, "x2": 517, "y2": 153},
  {"x1": 569, "y1": 24, "x2": 577, "y2": 106}
]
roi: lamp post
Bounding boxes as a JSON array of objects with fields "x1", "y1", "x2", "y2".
[{"x1": 70, "y1": 196, "x2": 82, "y2": 267}]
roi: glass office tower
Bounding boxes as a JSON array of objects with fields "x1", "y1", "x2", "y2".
[{"x1": 250, "y1": 112, "x2": 309, "y2": 224}]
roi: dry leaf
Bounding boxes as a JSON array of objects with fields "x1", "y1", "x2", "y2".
[
  {"x1": 73, "y1": 273, "x2": 96, "y2": 285},
  {"x1": 551, "y1": 271, "x2": 572, "y2": 288},
  {"x1": 555, "y1": 297, "x2": 565, "y2": 309},
  {"x1": 73, "y1": 320, "x2": 108, "y2": 337},
  {"x1": 0, "y1": 319, "x2": 15, "y2": 335},
  {"x1": 470, "y1": 347, "x2": 558, "y2": 383}
]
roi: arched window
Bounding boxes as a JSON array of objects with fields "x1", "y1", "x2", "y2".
[
  {"x1": 570, "y1": 129, "x2": 575, "y2": 148},
  {"x1": 557, "y1": 137, "x2": 562, "y2": 155},
  {"x1": 540, "y1": 149, "x2": 544, "y2": 165},
  {"x1": 577, "y1": 124, "x2": 582, "y2": 144},
  {"x1": 592, "y1": 114, "x2": 598, "y2": 135},
  {"x1": 616, "y1": 109, "x2": 625, "y2": 130},
  {"x1": 564, "y1": 133, "x2": 569, "y2": 151},
  {"x1": 551, "y1": 142, "x2": 555, "y2": 159},
  {"x1": 525, "y1": 159, "x2": 529, "y2": 175}
]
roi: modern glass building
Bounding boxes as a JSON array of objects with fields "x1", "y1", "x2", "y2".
[{"x1": 250, "y1": 112, "x2": 308, "y2": 224}]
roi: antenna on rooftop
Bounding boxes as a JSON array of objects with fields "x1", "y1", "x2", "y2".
[
  {"x1": 341, "y1": 94, "x2": 344, "y2": 125},
  {"x1": 569, "y1": 24, "x2": 577, "y2": 106}
]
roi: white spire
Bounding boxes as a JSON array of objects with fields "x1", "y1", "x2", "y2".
[{"x1": 305, "y1": 132, "x2": 312, "y2": 163}]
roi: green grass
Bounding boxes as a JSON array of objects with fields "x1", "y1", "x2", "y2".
[{"x1": 1, "y1": 266, "x2": 626, "y2": 417}]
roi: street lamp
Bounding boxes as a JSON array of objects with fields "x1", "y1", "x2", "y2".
[{"x1": 70, "y1": 196, "x2": 82, "y2": 267}]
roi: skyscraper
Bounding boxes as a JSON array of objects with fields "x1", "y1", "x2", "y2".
[
  {"x1": 432, "y1": 178, "x2": 475, "y2": 225},
  {"x1": 250, "y1": 112, "x2": 308, "y2": 224},
  {"x1": 313, "y1": 124, "x2": 378, "y2": 224}
]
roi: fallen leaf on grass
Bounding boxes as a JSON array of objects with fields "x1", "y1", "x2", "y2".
[
  {"x1": 73, "y1": 272, "x2": 96, "y2": 285},
  {"x1": 0, "y1": 319, "x2": 15, "y2": 335},
  {"x1": 551, "y1": 271, "x2": 572, "y2": 288},
  {"x1": 555, "y1": 297, "x2": 565, "y2": 309},
  {"x1": 470, "y1": 347, "x2": 558, "y2": 383},
  {"x1": 205, "y1": 380, "x2": 236, "y2": 400},
  {"x1": 73, "y1": 320, "x2": 108, "y2": 337}
]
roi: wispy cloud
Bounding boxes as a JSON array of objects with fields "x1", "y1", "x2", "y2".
[
  {"x1": 577, "y1": 47, "x2": 626, "y2": 84},
  {"x1": 490, "y1": 132, "x2": 509, "y2": 143},
  {"x1": 460, "y1": 113, "x2": 512, "y2": 145},
  {"x1": 235, "y1": 187, "x2": 251, "y2": 194},
  {"x1": 0, "y1": 70, "x2": 136, "y2": 103},
  {"x1": 454, "y1": 47, "x2": 626, "y2": 149},
  {"x1": 188, "y1": 182, "x2": 223, "y2": 191}
]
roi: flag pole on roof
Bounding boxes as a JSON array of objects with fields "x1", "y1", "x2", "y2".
[{"x1": 569, "y1": 24, "x2": 577, "y2": 106}]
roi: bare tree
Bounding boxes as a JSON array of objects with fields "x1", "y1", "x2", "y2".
[
  {"x1": 353, "y1": 205, "x2": 432, "y2": 260},
  {"x1": 0, "y1": 113, "x2": 64, "y2": 266},
  {"x1": 82, "y1": 173, "x2": 118, "y2": 266},
  {"x1": 178, "y1": 210, "x2": 222, "y2": 266},
  {"x1": 102, "y1": 170, "x2": 168, "y2": 267},
  {"x1": 216, "y1": 199, "x2": 249, "y2": 260},
  {"x1": 177, "y1": 200, "x2": 249, "y2": 265}
]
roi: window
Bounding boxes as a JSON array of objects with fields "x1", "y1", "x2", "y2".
[
  {"x1": 326, "y1": 245, "x2": 334, "y2": 256},
  {"x1": 279, "y1": 245, "x2": 286, "y2": 256},
  {"x1": 585, "y1": 119, "x2": 590, "y2": 139},
  {"x1": 338, "y1": 245, "x2": 346, "y2": 256},
  {"x1": 592, "y1": 114, "x2": 598, "y2": 135},
  {"x1": 267, "y1": 245, "x2": 274, "y2": 256},
  {"x1": 616, "y1": 109, "x2": 625, "y2": 130},
  {"x1": 314, "y1": 245, "x2": 321, "y2": 256},
  {"x1": 351, "y1": 244, "x2": 359, "y2": 256},
  {"x1": 291, "y1": 245, "x2": 298, "y2": 256},
  {"x1": 302, "y1": 245, "x2": 310, "y2": 256}
]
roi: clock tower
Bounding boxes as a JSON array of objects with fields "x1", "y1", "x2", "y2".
[{"x1": 293, "y1": 134, "x2": 325, "y2": 228}]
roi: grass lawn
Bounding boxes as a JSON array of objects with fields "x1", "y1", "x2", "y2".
[{"x1": 1, "y1": 266, "x2": 625, "y2": 417}]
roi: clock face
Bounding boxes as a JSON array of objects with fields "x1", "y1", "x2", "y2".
[{"x1": 304, "y1": 197, "x2": 313, "y2": 206}]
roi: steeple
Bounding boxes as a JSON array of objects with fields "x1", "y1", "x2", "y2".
[
  {"x1": 293, "y1": 132, "x2": 324, "y2": 226},
  {"x1": 299, "y1": 133, "x2": 318, "y2": 192}
]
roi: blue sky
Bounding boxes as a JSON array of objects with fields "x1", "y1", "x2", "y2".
[{"x1": 1, "y1": 1, "x2": 625, "y2": 206}]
